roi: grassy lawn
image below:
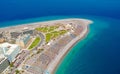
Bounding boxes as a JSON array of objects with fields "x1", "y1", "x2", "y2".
[
  {"x1": 35, "y1": 27, "x2": 44, "y2": 31},
  {"x1": 51, "y1": 30, "x2": 67, "y2": 36},
  {"x1": 35, "y1": 26, "x2": 59, "y2": 33},
  {"x1": 46, "y1": 33, "x2": 53, "y2": 43},
  {"x1": 48, "y1": 27, "x2": 54, "y2": 32},
  {"x1": 28, "y1": 37, "x2": 41, "y2": 50},
  {"x1": 42, "y1": 27, "x2": 49, "y2": 32},
  {"x1": 52, "y1": 33, "x2": 59, "y2": 38},
  {"x1": 59, "y1": 30, "x2": 67, "y2": 35},
  {"x1": 45, "y1": 30, "x2": 67, "y2": 43},
  {"x1": 36, "y1": 25, "x2": 67, "y2": 43}
]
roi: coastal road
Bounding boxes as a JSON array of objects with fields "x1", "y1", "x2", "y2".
[
  {"x1": 38, "y1": 32, "x2": 45, "y2": 47},
  {"x1": 32, "y1": 32, "x2": 45, "y2": 50},
  {"x1": 9, "y1": 32, "x2": 45, "y2": 74}
]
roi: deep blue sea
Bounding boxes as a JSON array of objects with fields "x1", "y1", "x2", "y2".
[{"x1": 0, "y1": 0, "x2": 120, "y2": 74}]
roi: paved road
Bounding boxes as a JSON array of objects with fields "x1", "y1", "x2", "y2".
[
  {"x1": 32, "y1": 32, "x2": 45, "y2": 50},
  {"x1": 38, "y1": 32, "x2": 45, "y2": 47},
  {"x1": 8, "y1": 33, "x2": 44, "y2": 74}
]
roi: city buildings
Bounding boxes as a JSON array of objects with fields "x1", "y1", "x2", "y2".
[
  {"x1": 0, "y1": 38, "x2": 5, "y2": 43},
  {"x1": 0, "y1": 43, "x2": 20, "y2": 62},
  {"x1": 0, "y1": 32, "x2": 5, "y2": 43},
  {"x1": 0, "y1": 32, "x2": 3, "y2": 38},
  {"x1": 10, "y1": 31, "x2": 22, "y2": 39},
  {"x1": 22, "y1": 29, "x2": 34, "y2": 35},
  {"x1": 16, "y1": 34, "x2": 31, "y2": 48},
  {"x1": 0, "y1": 55, "x2": 9, "y2": 73}
]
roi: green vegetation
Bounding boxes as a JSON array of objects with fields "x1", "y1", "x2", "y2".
[
  {"x1": 28, "y1": 37, "x2": 40, "y2": 50},
  {"x1": 35, "y1": 26, "x2": 59, "y2": 33},
  {"x1": 46, "y1": 33, "x2": 53, "y2": 43},
  {"x1": 46, "y1": 30, "x2": 67, "y2": 43},
  {"x1": 36, "y1": 25, "x2": 67, "y2": 43},
  {"x1": 15, "y1": 70, "x2": 20, "y2": 74},
  {"x1": 59, "y1": 30, "x2": 67, "y2": 35},
  {"x1": 10, "y1": 62, "x2": 14, "y2": 67}
]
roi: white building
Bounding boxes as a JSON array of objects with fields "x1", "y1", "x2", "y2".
[{"x1": 0, "y1": 43, "x2": 20, "y2": 62}]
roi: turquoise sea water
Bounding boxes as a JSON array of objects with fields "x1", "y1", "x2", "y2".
[
  {"x1": 0, "y1": 15, "x2": 120, "y2": 74},
  {"x1": 0, "y1": 0, "x2": 120, "y2": 74},
  {"x1": 55, "y1": 16, "x2": 120, "y2": 74}
]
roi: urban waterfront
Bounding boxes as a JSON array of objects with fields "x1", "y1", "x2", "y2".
[{"x1": 0, "y1": 0, "x2": 120, "y2": 74}]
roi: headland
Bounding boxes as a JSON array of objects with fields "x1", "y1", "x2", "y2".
[{"x1": 0, "y1": 18, "x2": 93, "y2": 74}]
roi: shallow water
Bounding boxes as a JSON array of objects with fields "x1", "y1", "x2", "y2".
[
  {"x1": 0, "y1": 15, "x2": 120, "y2": 74},
  {"x1": 55, "y1": 16, "x2": 120, "y2": 74},
  {"x1": 0, "y1": 0, "x2": 120, "y2": 74}
]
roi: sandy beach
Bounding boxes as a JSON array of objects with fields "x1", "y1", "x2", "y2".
[
  {"x1": 46, "y1": 19, "x2": 92, "y2": 74},
  {"x1": 0, "y1": 18, "x2": 93, "y2": 74},
  {"x1": 0, "y1": 18, "x2": 92, "y2": 31}
]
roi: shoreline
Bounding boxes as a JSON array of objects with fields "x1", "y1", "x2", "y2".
[
  {"x1": 53, "y1": 26, "x2": 89, "y2": 74},
  {"x1": 0, "y1": 18, "x2": 93, "y2": 74},
  {"x1": 46, "y1": 20, "x2": 92, "y2": 74},
  {"x1": 0, "y1": 18, "x2": 91, "y2": 31}
]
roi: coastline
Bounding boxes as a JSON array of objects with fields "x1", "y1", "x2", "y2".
[
  {"x1": 0, "y1": 18, "x2": 93, "y2": 74},
  {"x1": 46, "y1": 20, "x2": 92, "y2": 74},
  {"x1": 53, "y1": 26, "x2": 89, "y2": 74},
  {"x1": 0, "y1": 18, "x2": 91, "y2": 31}
]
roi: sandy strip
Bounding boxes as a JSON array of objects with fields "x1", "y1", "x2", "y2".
[
  {"x1": 0, "y1": 18, "x2": 91, "y2": 31},
  {"x1": 0, "y1": 18, "x2": 92, "y2": 74},
  {"x1": 45, "y1": 19, "x2": 93, "y2": 74}
]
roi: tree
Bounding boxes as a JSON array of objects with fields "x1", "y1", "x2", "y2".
[
  {"x1": 15, "y1": 70, "x2": 20, "y2": 74},
  {"x1": 10, "y1": 62, "x2": 14, "y2": 67}
]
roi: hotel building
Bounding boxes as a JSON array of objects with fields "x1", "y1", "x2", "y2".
[
  {"x1": 16, "y1": 34, "x2": 31, "y2": 48},
  {"x1": 0, "y1": 43, "x2": 20, "y2": 62}
]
